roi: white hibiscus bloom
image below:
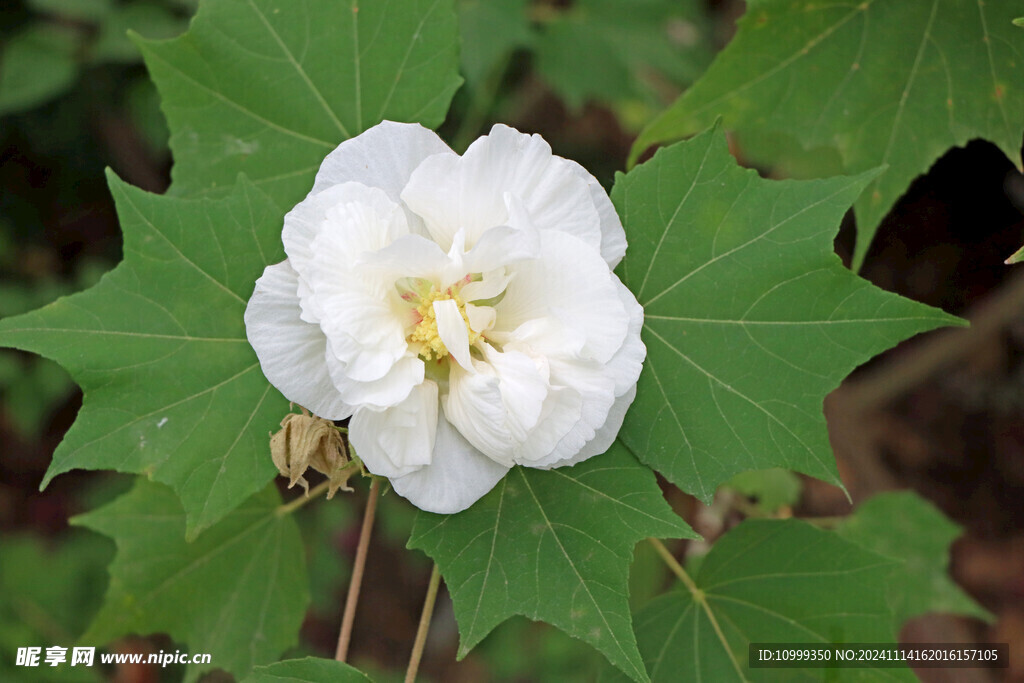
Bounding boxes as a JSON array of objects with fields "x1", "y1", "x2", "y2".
[{"x1": 245, "y1": 121, "x2": 645, "y2": 514}]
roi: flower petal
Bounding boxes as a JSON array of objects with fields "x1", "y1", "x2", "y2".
[
  {"x1": 553, "y1": 384, "x2": 638, "y2": 469},
  {"x1": 350, "y1": 381, "x2": 438, "y2": 478},
  {"x1": 324, "y1": 346, "x2": 423, "y2": 410},
  {"x1": 311, "y1": 121, "x2": 453, "y2": 202},
  {"x1": 244, "y1": 261, "x2": 353, "y2": 420},
  {"x1": 563, "y1": 158, "x2": 627, "y2": 268},
  {"x1": 434, "y1": 298, "x2": 473, "y2": 371},
  {"x1": 511, "y1": 384, "x2": 583, "y2": 464},
  {"x1": 515, "y1": 352, "x2": 616, "y2": 468},
  {"x1": 460, "y1": 268, "x2": 513, "y2": 303},
  {"x1": 458, "y1": 195, "x2": 541, "y2": 275},
  {"x1": 464, "y1": 303, "x2": 496, "y2": 336},
  {"x1": 390, "y1": 412, "x2": 510, "y2": 514},
  {"x1": 401, "y1": 124, "x2": 602, "y2": 253},
  {"x1": 494, "y1": 230, "x2": 629, "y2": 363},
  {"x1": 283, "y1": 182, "x2": 409, "y2": 301},
  {"x1": 605, "y1": 277, "x2": 646, "y2": 395},
  {"x1": 359, "y1": 233, "x2": 449, "y2": 283},
  {"x1": 443, "y1": 344, "x2": 549, "y2": 466}
]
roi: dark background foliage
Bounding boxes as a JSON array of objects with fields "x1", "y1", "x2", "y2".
[{"x1": 1, "y1": 0, "x2": 1022, "y2": 680}]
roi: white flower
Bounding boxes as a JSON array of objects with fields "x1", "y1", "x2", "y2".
[{"x1": 245, "y1": 121, "x2": 645, "y2": 514}]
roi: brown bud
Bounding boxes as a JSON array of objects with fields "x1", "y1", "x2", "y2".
[{"x1": 269, "y1": 408, "x2": 354, "y2": 498}]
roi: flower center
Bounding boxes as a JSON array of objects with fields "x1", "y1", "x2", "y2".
[{"x1": 402, "y1": 282, "x2": 482, "y2": 362}]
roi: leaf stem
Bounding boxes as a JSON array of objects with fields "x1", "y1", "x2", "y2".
[
  {"x1": 276, "y1": 479, "x2": 331, "y2": 516},
  {"x1": 405, "y1": 563, "x2": 442, "y2": 683},
  {"x1": 335, "y1": 477, "x2": 382, "y2": 662},
  {"x1": 647, "y1": 538, "x2": 749, "y2": 683}
]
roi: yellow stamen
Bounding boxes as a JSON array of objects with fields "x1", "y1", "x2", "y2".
[{"x1": 408, "y1": 288, "x2": 482, "y2": 361}]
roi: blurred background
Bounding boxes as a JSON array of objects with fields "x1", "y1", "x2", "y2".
[{"x1": 1, "y1": 0, "x2": 1022, "y2": 681}]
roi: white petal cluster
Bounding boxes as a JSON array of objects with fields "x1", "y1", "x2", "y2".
[{"x1": 245, "y1": 121, "x2": 645, "y2": 513}]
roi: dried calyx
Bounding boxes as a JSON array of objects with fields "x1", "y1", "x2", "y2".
[{"x1": 270, "y1": 408, "x2": 357, "y2": 498}]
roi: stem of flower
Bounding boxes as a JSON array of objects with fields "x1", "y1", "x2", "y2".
[
  {"x1": 647, "y1": 538, "x2": 749, "y2": 683},
  {"x1": 275, "y1": 479, "x2": 332, "y2": 516},
  {"x1": 405, "y1": 563, "x2": 442, "y2": 683},
  {"x1": 334, "y1": 477, "x2": 382, "y2": 662}
]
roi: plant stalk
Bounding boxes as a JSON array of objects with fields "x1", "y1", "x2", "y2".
[
  {"x1": 276, "y1": 479, "x2": 332, "y2": 516},
  {"x1": 334, "y1": 477, "x2": 382, "y2": 662},
  {"x1": 404, "y1": 563, "x2": 442, "y2": 683}
]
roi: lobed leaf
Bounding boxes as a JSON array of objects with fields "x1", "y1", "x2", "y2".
[
  {"x1": 241, "y1": 657, "x2": 371, "y2": 683},
  {"x1": 837, "y1": 491, "x2": 992, "y2": 627},
  {"x1": 613, "y1": 126, "x2": 961, "y2": 503},
  {"x1": 0, "y1": 175, "x2": 288, "y2": 537},
  {"x1": 139, "y1": 0, "x2": 463, "y2": 206},
  {"x1": 73, "y1": 479, "x2": 308, "y2": 683},
  {"x1": 621, "y1": 520, "x2": 912, "y2": 682},
  {"x1": 631, "y1": 0, "x2": 1024, "y2": 268},
  {"x1": 534, "y1": 0, "x2": 712, "y2": 110},
  {"x1": 409, "y1": 444, "x2": 697, "y2": 683},
  {"x1": 725, "y1": 468, "x2": 803, "y2": 514}
]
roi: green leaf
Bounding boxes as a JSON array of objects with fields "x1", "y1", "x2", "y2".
[
  {"x1": 409, "y1": 444, "x2": 696, "y2": 683},
  {"x1": 628, "y1": 521, "x2": 912, "y2": 682},
  {"x1": 1, "y1": 357, "x2": 74, "y2": 437},
  {"x1": 27, "y1": 0, "x2": 112, "y2": 21},
  {"x1": 241, "y1": 657, "x2": 371, "y2": 683},
  {"x1": 726, "y1": 469, "x2": 802, "y2": 514},
  {"x1": 535, "y1": 0, "x2": 712, "y2": 110},
  {"x1": 631, "y1": 0, "x2": 1024, "y2": 268},
  {"x1": 1006, "y1": 243, "x2": 1024, "y2": 264},
  {"x1": 139, "y1": 0, "x2": 462, "y2": 205},
  {"x1": 0, "y1": 533, "x2": 112, "y2": 682},
  {"x1": 837, "y1": 491, "x2": 992, "y2": 627},
  {"x1": 0, "y1": 24, "x2": 80, "y2": 116},
  {"x1": 90, "y1": 4, "x2": 187, "y2": 65},
  {"x1": 612, "y1": 126, "x2": 960, "y2": 503},
  {"x1": 0, "y1": 175, "x2": 289, "y2": 537},
  {"x1": 457, "y1": 0, "x2": 532, "y2": 87},
  {"x1": 73, "y1": 479, "x2": 309, "y2": 683}
]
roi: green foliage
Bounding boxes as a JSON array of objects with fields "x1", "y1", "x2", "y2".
[
  {"x1": 0, "y1": 24, "x2": 80, "y2": 116},
  {"x1": 0, "y1": 0, "x2": 1002, "y2": 679},
  {"x1": 617, "y1": 521, "x2": 912, "y2": 682},
  {"x1": 27, "y1": 0, "x2": 113, "y2": 21},
  {"x1": 299, "y1": 496, "x2": 354, "y2": 619},
  {"x1": 0, "y1": 241, "x2": 106, "y2": 438},
  {"x1": 1006, "y1": 243, "x2": 1024, "y2": 264},
  {"x1": 457, "y1": 0, "x2": 532, "y2": 87},
  {"x1": 534, "y1": 0, "x2": 712, "y2": 111},
  {"x1": 477, "y1": 619, "x2": 606, "y2": 683},
  {"x1": 612, "y1": 126, "x2": 960, "y2": 503},
  {"x1": 0, "y1": 176, "x2": 289, "y2": 538},
  {"x1": 0, "y1": 533, "x2": 113, "y2": 682},
  {"x1": 0, "y1": 1, "x2": 192, "y2": 116},
  {"x1": 139, "y1": 0, "x2": 462, "y2": 206},
  {"x1": 726, "y1": 468, "x2": 803, "y2": 514},
  {"x1": 73, "y1": 479, "x2": 309, "y2": 683},
  {"x1": 837, "y1": 491, "x2": 992, "y2": 627},
  {"x1": 0, "y1": 357, "x2": 73, "y2": 437},
  {"x1": 631, "y1": 0, "x2": 1024, "y2": 268},
  {"x1": 409, "y1": 444, "x2": 696, "y2": 683},
  {"x1": 90, "y1": 3, "x2": 185, "y2": 64},
  {"x1": 241, "y1": 657, "x2": 371, "y2": 683}
]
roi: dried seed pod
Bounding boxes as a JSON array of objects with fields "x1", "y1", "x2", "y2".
[{"x1": 270, "y1": 408, "x2": 353, "y2": 498}]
